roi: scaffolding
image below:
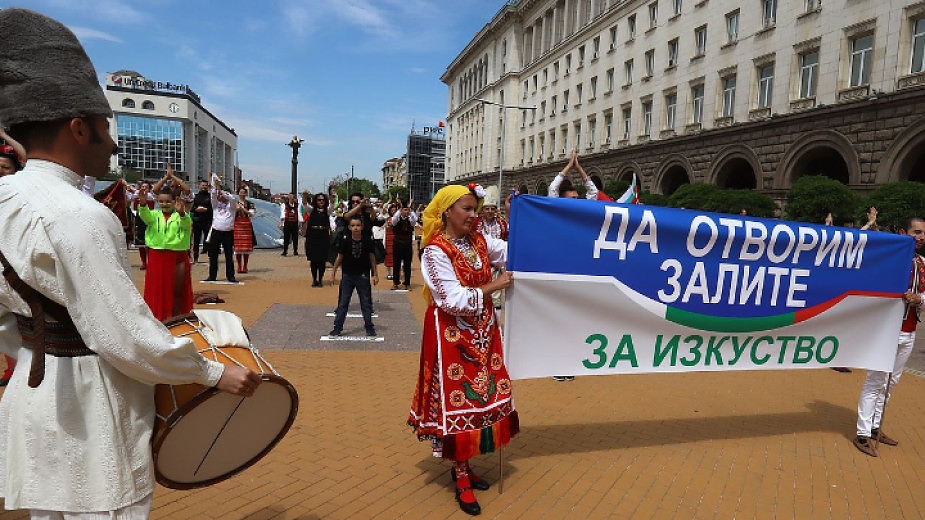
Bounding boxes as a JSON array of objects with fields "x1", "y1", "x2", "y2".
[{"x1": 406, "y1": 130, "x2": 446, "y2": 204}]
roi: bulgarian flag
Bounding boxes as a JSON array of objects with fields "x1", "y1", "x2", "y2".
[{"x1": 617, "y1": 173, "x2": 640, "y2": 204}]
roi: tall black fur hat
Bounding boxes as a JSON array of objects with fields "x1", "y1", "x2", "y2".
[{"x1": 0, "y1": 8, "x2": 112, "y2": 127}]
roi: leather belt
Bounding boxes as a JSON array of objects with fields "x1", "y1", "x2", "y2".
[{"x1": 0, "y1": 250, "x2": 95, "y2": 387}]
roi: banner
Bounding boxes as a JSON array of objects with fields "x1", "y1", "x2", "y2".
[{"x1": 504, "y1": 196, "x2": 913, "y2": 380}]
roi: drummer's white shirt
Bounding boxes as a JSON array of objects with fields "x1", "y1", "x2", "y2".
[{"x1": 0, "y1": 160, "x2": 225, "y2": 513}]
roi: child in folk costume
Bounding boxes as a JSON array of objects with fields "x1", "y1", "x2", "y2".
[
  {"x1": 408, "y1": 184, "x2": 517, "y2": 516},
  {"x1": 138, "y1": 170, "x2": 193, "y2": 321},
  {"x1": 233, "y1": 187, "x2": 256, "y2": 273}
]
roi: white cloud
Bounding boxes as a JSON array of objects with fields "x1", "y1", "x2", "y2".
[
  {"x1": 70, "y1": 26, "x2": 123, "y2": 43},
  {"x1": 43, "y1": 0, "x2": 147, "y2": 24}
]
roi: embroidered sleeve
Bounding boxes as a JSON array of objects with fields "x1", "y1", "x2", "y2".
[{"x1": 422, "y1": 246, "x2": 483, "y2": 316}]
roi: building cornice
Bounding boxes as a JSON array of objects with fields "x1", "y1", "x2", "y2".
[{"x1": 107, "y1": 85, "x2": 237, "y2": 137}]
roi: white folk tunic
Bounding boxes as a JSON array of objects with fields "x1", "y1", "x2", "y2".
[{"x1": 0, "y1": 161, "x2": 225, "y2": 513}]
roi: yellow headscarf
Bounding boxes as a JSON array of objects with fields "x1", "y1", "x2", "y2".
[{"x1": 421, "y1": 184, "x2": 484, "y2": 303}]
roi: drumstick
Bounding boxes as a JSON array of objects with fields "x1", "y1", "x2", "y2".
[{"x1": 193, "y1": 396, "x2": 247, "y2": 477}]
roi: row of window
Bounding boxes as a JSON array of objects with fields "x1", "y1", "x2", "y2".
[{"x1": 121, "y1": 98, "x2": 156, "y2": 110}]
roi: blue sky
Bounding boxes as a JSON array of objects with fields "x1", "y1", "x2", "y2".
[{"x1": 15, "y1": 0, "x2": 503, "y2": 194}]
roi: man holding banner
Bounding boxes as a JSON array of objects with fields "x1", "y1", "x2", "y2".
[{"x1": 853, "y1": 216, "x2": 925, "y2": 457}]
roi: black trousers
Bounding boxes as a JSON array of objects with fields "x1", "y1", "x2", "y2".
[
  {"x1": 192, "y1": 220, "x2": 211, "y2": 261},
  {"x1": 207, "y1": 228, "x2": 235, "y2": 281},
  {"x1": 393, "y1": 241, "x2": 413, "y2": 286},
  {"x1": 282, "y1": 221, "x2": 300, "y2": 254}
]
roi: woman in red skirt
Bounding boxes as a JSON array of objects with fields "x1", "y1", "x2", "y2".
[
  {"x1": 139, "y1": 172, "x2": 193, "y2": 321},
  {"x1": 234, "y1": 188, "x2": 256, "y2": 273},
  {"x1": 408, "y1": 184, "x2": 517, "y2": 516}
]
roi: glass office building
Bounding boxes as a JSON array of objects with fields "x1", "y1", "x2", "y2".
[{"x1": 116, "y1": 115, "x2": 185, "y2": 173}]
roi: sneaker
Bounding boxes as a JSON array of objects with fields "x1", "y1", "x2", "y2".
[
  {"x1": 403, "y1": 284, "x2": 411, "y2": 290},
  {"x1": 386, "y1": 274, "x2": 393, "y2": 280},
  {"x1": 853, "y1": 436, "x2": 878, "y2": 457},
  {"x1": 366, "y1": 329, "x2": 377, "y2": 337},
  {"x1": 280, "y1": 252, "x2": 288, "y2": 256},
  {"x1": 203, "y1": 278, "x2": 216, "y2": 282},
  {"x1": 872, "y1": 429, "x2": 899, "y2": 446},
  {"x1": 391, "y1": 285, "x2": 401, "y2": 290},
  {"x1": 227, "y1": 278, "x2": 239, "y2": 284},
  {"x1": 328, "y1": 330, "x2": 342, "y2": 337},
  {"x1": 552, "y1": 376, "x2": 576, "y2": 382}
]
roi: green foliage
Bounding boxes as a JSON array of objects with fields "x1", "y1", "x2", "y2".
[
  {"x1": 332, "y1": 176, "x2": 381, "y2": 201},
  {"x1": 604, "y1": 179, "x2": 630, "y2": 199},
  {"x1": 864, "y1": 181, "x2": 925, "y2": 232},
  {"x1": 668, "y1": 183, "x2": 718, "y2": 209},
  {"x1": 704, "y1": 189, "x2": 778, "y2": 217},
  {"x1": 386, "y1": 186, "x2": 410, "y2": 204},
  {"x1": 638, "y1": 190, "x2": 668, "y2": 206},
  {"x1": 784, "y1": 175, "x2": 861, "y2": 225}
]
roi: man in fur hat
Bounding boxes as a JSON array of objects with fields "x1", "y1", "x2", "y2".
[{"x1": 0, "y1": 8, "x2": 260, "y2": 518}]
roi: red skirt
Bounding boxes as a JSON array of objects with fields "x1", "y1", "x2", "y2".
[
  {"x1": 234, "y1": 216, "x2": 254, "y2": 253},
  {"x1": 143, "y1": 248, "x2": 193, "y2": 322},
  {"x1": 408, "y1": 304, "x2": 519, "y2": 460}
]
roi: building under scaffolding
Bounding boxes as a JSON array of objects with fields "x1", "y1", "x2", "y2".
[{"x1": 406, "y1": 125, "x2": 446, "y2": 204}]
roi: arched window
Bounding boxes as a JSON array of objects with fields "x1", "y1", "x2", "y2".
[
  {"x1": 122, "y1": 98, "x2": 135, "y2": 108},
  {"x1": 142, "y1": 100, "x2": 155, "y2": 110}
]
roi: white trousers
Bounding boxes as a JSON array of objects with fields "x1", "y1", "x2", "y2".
[
  {"x1": 30, "y1": 494, "x2": 152, "y2": 520},
  {"x1": 856, "y1": 331, "x2": 916, "y2": 437}
]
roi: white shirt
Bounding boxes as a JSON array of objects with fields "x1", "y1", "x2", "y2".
[
  {"x1": 0, "y1": 160, "x2": 225, "y2": 512},
  {"x1": 210, "y1": 186, "x2": 235, "y2": 231},
  {"x1": 547, "y1": 172, "x2": 599, "y2": 200},
  {"x1": 421, "y1": 236, "x2": 506, "y2": 315}
]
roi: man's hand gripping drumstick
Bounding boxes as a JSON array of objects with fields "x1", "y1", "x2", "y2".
[{"x1": 216, "y1": 365, "x2": 262, "y2": 397}]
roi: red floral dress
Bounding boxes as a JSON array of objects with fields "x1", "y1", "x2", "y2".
[{"x1": 408, "y1": 231, "x2": 518, "y2": 460}]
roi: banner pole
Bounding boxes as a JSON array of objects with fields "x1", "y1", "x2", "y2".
[
  {"x1": 498, "y1": 447, "x2": 504, "y2": 494},
  {"x1": 873, "y1": 372, "x2": 894, "y2": 451}
]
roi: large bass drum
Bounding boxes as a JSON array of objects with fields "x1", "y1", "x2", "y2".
[{"x1": 153, "y1": 311, "x2": 298, "y2": 489}]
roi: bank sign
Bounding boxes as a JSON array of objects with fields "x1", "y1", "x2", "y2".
[{"x1": 503, "y1": 195, "x2": 913, "y2": 380}]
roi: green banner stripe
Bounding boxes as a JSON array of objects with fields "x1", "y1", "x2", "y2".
[{"x1": 665, "y1": 307, "x2": 795, "y2": 333}]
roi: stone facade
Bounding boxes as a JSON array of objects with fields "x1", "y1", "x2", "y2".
[{"x1": 442, "y1": 0, "x2": 925, "y2": 201}]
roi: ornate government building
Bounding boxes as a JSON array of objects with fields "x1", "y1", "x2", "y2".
[{"x1": 442, "y1": 0, "x2": 925, "y2": 201}]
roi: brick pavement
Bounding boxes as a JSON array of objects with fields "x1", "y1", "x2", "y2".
[{"x1": 3, "y1": 250, "x2": 925, "y2": 519}]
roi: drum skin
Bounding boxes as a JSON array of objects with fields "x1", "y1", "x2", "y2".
[{"x1": 153, "y1": 314, "x2": 299, "y2": 489}]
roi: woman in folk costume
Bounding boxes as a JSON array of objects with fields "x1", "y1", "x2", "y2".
[
  {"x1": 234, "y1": 187, "x2": 256, "y2": 273},
  {"x1": 408, "y1": 183, "x2": 516, "y2": 516},
  {"x1": 138, "y1": 171, "x2": 193, "y2": 321}
]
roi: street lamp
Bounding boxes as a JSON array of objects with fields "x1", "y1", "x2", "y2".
[
  {"x1": 286, "y1": 135, "x2": 304, "y2": 195},
  {"x1": 475, "y1": 98, "x2": 537, "y2": 199}
]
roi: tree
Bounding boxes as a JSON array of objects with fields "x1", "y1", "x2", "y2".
[
  {"x1": 330, "y1": 175, "x2": 381, "y2": 201},
  {"x1": 864, "y1": 181, "x2": 925, "y2": 232},
  {"x1": 638, "y1": 190, "x2": 668, "y2": 206},
  {"x1": 386, "y1": 186, "x2": 411, "y2": 204},
  {"x1": 668, "y1": 183, "x2": 717, "y2": 210},
  {"x1": 704, "y1": 189, "x2": 778, "y2": 217},
  {"x1": 604, "y1": 179, "x2": 630, "y2": 200},
  {"x1": 783, "y1": 175, "x2": 861, "y2": 225}
]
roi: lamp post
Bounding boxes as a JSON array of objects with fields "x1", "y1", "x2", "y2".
[
  {"x1": 475, "y1": 98, "x2": 536, "y2": 199},
  {"x1": 286, "y1": 135, "x2": 304, "y2": 195}
]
